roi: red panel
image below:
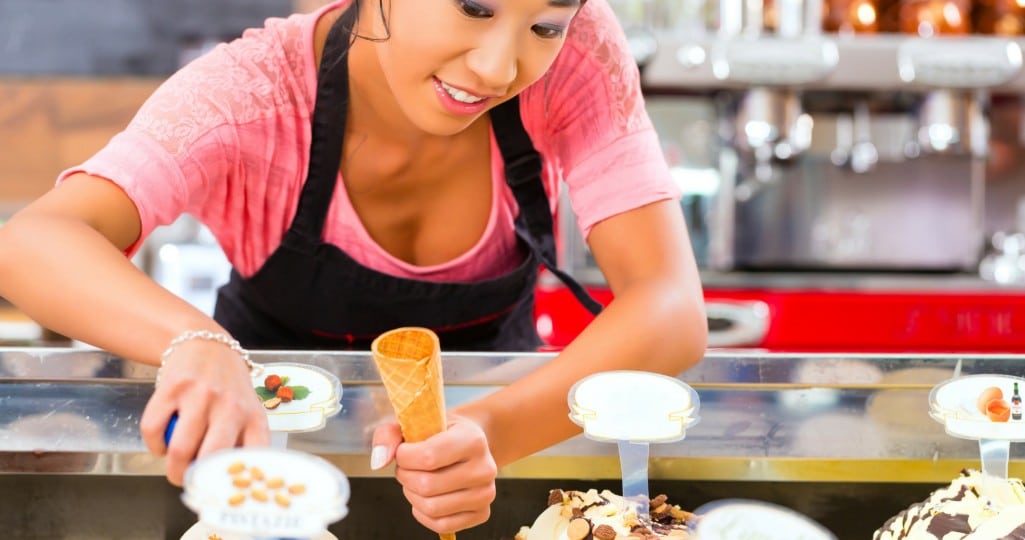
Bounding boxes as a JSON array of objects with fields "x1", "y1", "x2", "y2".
[
  {"x1": 535, "y1": 284, "x2": 1025, "y2": 352},
  {"x1": 534, "y1": 284, "x2": 610, "y2": 349}
]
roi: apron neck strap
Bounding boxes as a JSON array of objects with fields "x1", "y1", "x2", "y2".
[
  {"x1": 288, "y1": 12, "x2": 353, "y2": 239},
  {"x1": 490, "y1": 99, "x2": 603, "y2": 315},
  {"x1": 288, "y1": 13, "x2": 602, "y2": 316}
]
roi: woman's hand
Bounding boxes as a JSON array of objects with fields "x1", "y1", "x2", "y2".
[
  {"x1": 139, "y1": 339, "x2": 270, "y2": 485},
  {"x1": 371, "y1": 416, "x2": 498, "y2": 535}
]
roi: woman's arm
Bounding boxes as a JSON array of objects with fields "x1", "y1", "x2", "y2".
[
  {"x1": 454, "y1": 0, "x2": 706, "y2": 465},
  {"x1": 0, "y1": 174, "x2": 269, "y2": 483},
  {"x1": 0, "y1": 174, "x2": 219, "y2": 360},
  {"x1": 455, "y1": 198, "x2": 707, "y2": 466},
  {"x1": 372, "y1": 199, "x2": 705, "y2": 535}
]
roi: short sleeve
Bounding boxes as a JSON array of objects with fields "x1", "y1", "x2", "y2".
[
  {"x1": 57, "y1": 44, "x2": 260, "y2": 251},
  {"x1": 520, "y1": 0, "x2": 680, "y2": 239},
  {"x1": 56, "y1": 13, "x2": 315, "y2": 264}
]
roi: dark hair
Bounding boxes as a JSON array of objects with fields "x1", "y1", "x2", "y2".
[
  {"x1": 320, "y1": 0, "x2": 388, "y2": 74},
  {"x1": 337, "y1": 0, "x2": 390, "y2": 45},
  {"x1": 337, "y1": 0, "x2": 588, "y2": 45},
  {"x1": 328, "y1": 0, "x2": 588, "y2": 71}
]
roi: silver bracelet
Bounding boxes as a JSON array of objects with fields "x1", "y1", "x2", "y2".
[{"x1": 156, "y1": 330, "x2": 261, "y2": 387}]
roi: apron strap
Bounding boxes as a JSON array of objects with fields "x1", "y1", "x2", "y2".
[
  {"x1": 490, "y1": 98, "x2": 604, "y2": 316},
  {"x1": 287, "y1": 13, "x2": 353, "y2": 243},
  {"x1": 288, "y1": 13, "x2": 603, "y2": 316}
]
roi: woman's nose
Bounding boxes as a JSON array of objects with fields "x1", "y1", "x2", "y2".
[{"x1": 465, "y1": 36, "x2": 518, "y2": 93}]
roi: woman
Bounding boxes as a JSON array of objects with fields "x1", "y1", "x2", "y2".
[{"x1": 0, "y1": 0, "x2": 707, "y2": 534}]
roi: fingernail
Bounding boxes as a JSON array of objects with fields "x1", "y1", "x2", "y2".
[{"x1": 370, "y1": 445, "x2": 389, "y2": 470}]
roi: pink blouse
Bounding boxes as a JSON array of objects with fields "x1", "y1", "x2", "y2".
[{"x1": 59, "y1": 0, "x2": 679, "y2": 281}]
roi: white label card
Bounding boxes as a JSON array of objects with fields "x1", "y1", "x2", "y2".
[{"x1": 568, "y1": 370, "x2": 700, "y2": 443}]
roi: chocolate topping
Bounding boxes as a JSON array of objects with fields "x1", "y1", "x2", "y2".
[
  {"x1": 1009, "y1": 523, "x2": 1025, "y2": 539},
  {"x1": 651, "y1": 509, "x2": 671, "y2": 522},
  {"x1": 873, "y1": 470, "x2": 1025, "y2": 539},
  {"x1": 580, "y1": 492, "x2": 610, "y2": 514},
  {"x1": 592, "y1": 524, "x2": 617, "y2": 540},
  {"x1": 631, "y1": 525, "x2": 654, "y2": 535},
  {"x1": 566, "y1": 516, "x2": 591, "y2": 540},
  {"x1": 924, "y1": 513, "x2": 972, "y2": 536},
  {"x1": 650, "y1": 494, "x2": 668, "y2": 509},
  {"x1": 548, "y1": 489, "x2": 566, "y2": 507},
  {"x1": 528, "y1": 488, "x2": 693, "y2": 539}
]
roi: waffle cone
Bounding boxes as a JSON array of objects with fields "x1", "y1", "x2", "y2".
[
  {"x1": 371, "y1": 327, "x2": 455, "y2": 540},
  {"x1": 372, "y1": 327, "x2": 448, "y2": 443}
]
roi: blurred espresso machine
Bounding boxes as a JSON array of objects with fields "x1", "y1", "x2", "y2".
[
  {"x1": 541, "y1": 0, "x2": 1025, "y2": 351},
  {"x1": 638, "y1": 0, "x2": 1025, "y2": 272}
]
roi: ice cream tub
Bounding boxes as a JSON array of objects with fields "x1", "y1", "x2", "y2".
[
  {"x1": 873, "y1": 469, "x2": 1025, "y2": 539},
  {"x1": 181, "y1": 447, "x2": 349, "y2": 539},
  {"x1": 515, "y1": 488, "x2": 693, "y2": 540}
]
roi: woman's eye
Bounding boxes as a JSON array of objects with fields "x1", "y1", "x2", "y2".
[
  {"x1": 457, "y1": 0, "x2": 493, "y2": 18},
  {"x1": 532, "y1": 24, "x2": 566, "y2": 39}
]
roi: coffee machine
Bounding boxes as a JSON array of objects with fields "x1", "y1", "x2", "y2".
[
  {"x1": 636, "y1": 0, "x2": 1025, "y2": 274},
  {"x1": 542, "y1": 0, "x2": 1025, "y2": 351}
]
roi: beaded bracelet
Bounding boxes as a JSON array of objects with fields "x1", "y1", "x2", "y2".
[{"x1": 156, "y1": 330, "x2": 261, "y2": 387}]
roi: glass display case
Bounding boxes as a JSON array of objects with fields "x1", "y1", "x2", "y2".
[{"x1": 1, "y1": 347, "x2": 1023, "y2": 538}]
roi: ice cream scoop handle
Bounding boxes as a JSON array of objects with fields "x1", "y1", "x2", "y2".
[{"x1": 164, "y1": 412, "x2": 179, "y2": 447}]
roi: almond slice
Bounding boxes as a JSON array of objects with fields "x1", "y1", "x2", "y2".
[{"x1": 275, "y1": 492, "x2": 291, "y2": 508}]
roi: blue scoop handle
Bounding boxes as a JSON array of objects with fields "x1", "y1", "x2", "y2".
[{"x1": 164, "y1": 412, "x2": 179, "y2": 447}]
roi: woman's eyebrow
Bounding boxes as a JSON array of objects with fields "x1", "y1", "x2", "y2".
[{"x1": 549, "y1": 0, "x2": 581, "y2": 7}]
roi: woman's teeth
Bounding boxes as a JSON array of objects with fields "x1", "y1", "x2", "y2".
[{"x1": 440, "y1": 81, "x2": 485, "y2": 104}]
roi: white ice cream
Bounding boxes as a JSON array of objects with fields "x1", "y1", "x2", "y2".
[
  {"x1": 874, "y1": 469, "x2": 1025, "y2": 540},
  {"x1": 518, "y1": 489, "x2": 691, "y2": 540}
]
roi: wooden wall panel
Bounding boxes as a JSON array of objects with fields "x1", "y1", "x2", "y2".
[
  {"x1": 0, "y1": 78, "x2": 161, "y2": 207},
  {"x1": 1, "y1": 3, "x2": 328, "y2": 207}
]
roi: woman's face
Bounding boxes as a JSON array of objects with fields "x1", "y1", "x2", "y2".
[{"x1": 361, "y1": 0, "x2": 582, "y2": 135}]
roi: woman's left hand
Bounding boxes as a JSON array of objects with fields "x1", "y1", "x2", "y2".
[{"x1": 370, "y1": 415, "x2": 498, "y2": 535}]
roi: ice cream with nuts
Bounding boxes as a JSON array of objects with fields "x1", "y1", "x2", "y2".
[
  {"x1": 874, "y1": 469, "x2": 1025, "y2": 539},
  {"x1": 180, "y1": 447, "x2": 349, "y2": 540},
  {"x1": 515, "y1": 489, "x2": 692, "y2": 539},
  {"x1": 180, "y1": 521, "x2": 338, "y2": 540}
]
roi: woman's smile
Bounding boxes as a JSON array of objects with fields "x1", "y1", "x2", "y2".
[
  {"x1": 432, "y1": 76, "x2": 494, "y2": 116},
  {"x1": 437, "y1": 78, "x2": 489, "y2": 104}
]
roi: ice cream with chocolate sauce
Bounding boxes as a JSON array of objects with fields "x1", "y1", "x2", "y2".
[
  {"x1": 515, "y1": 489, "x2": 692, "y2": 539},
  {"x1": 874, "y1": 469, "x2": 1025, "y2": 539}
]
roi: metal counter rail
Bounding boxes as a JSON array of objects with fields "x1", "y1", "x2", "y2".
[
  {"x1": 0, "y1": 348, "x2": 1023, "y2": 482},
  {"x1": 642, "y1": 33, "x2": 1025, "y2": 93}
]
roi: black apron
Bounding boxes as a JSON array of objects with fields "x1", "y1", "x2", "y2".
[{"x1": 213, "y1": 13, "x2": 601, "y2": 352}]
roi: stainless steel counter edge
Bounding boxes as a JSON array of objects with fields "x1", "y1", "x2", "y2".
[
  {"x1": 642, "y1": 33, "x2": 1025, "y2": 94},
  {"x1": 1, "y1": 348, "x2": 1024, "y2": 482}
]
